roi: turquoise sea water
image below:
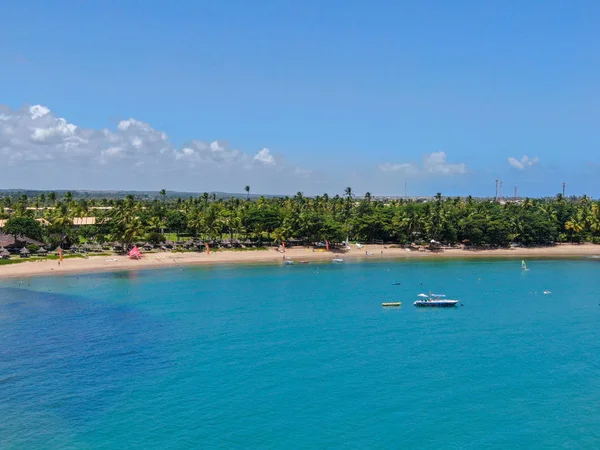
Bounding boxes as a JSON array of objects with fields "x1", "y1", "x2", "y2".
[{"x1": 1, "y1": 259, "x2": 600, "y2": 449}]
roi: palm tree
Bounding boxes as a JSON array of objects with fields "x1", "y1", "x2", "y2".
[
  {"x1": 73, "y1": 199, "x2": 89, "y2": 218},
  {"x1": 148, "y1": 216, "x2": 166, "y2": 233},
  {"x1": 187, "y1": 210, "x2": 204, "y2": 238},
  {"x1": 244, "y1": 185, "x2": 250, "y2": 201},
  {"x1": 344, "y1": 187, "x2": 353, "y2": 222},
  {"x1": 122, "y1": 217, "x2": 147, "y2": 246},
  {"x1": 159, "y1": 189, "x2": 167, "y2": 202},
  {"x1": 203, "y1": 205, "x2": 223, "y2": 240},
  {"x1": 565, "y1": 215, "x2": 585, "y2": 243},
  {"x1": 52, "y1": 203, "x2": 74, "y2": 245}
]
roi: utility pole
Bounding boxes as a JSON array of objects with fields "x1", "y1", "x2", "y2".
[
  {"x1": 562, "y1": 182, "x2": 566, "y2": 197},
  {"x1": 495, "y1": 179, "x2": 499, "y2": 202},
  {"x1": 499, "y1": 180, "x2": 503, "y2": 202}
]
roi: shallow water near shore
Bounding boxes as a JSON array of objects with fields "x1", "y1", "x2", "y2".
[{"x1": 1, "y1": 259, "x2": 600, "y2": 448}]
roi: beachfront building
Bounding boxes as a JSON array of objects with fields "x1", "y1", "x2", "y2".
[{"x1": 73, "y1": 217, "x2": 97, "y2": 226}]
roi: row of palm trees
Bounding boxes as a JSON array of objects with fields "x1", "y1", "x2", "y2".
[{"x1": 2, "y1": 189, "x2": 600, "y2": 248}]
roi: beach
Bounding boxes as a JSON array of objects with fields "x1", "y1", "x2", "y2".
[{"x1": 1, "y1": 243, "x2": 598, "y2": 279}]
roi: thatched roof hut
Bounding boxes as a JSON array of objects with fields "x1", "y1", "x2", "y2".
[
  {"x1": 36, "y1": 247, "x2": 48, "y2": 255},
  {"x1": 142, "y1": 242, "x2": 153, "y2": 251},
  {"x1": 20, "y1": 247, "x2": 30, "y2": 258},
  {"x1": 0, "y1": 247, "x2": 10, "y2": 259},
  {"x1": 0, "y1": 234, "x2": 44, "y2": 251}
]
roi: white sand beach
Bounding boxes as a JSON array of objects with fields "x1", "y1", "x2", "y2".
[{"x1": 1, "y1": 244, "x2": 598, "y2": 279}]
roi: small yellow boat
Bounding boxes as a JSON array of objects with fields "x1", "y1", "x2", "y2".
[{"x1": 382, "y1": 302, "x2": 402, "y2": 307}]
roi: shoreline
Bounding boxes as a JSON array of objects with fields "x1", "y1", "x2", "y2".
[{"x1": 0, "y1": 244, "x2": 599, "y2": 280}]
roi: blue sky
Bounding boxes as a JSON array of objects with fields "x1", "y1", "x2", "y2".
[{"x1": 1, "y1": 1, "x2": 599, "y2": 197}]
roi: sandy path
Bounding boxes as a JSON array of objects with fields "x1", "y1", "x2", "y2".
[{"x1": 0, "y1": 244, "x2": 598, "y2": 279}]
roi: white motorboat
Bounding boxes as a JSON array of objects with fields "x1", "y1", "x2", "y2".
[
  {"x1": 332, "y1": 258, "x2": 344, "y2": 263},
  {"x1": 413, "y1": 293, "x2": 459, "y2": 308}
]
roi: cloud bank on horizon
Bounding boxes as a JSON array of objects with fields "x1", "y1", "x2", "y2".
[
  {"x1": 0, "y1": 103, "x2": 476, "y2": 195},
  {"x1": 1, "y1": 103, "x2": 553, "y2": 196},
  {"x1": 0, "y1": 103, "x2": 310, "y2": 193}
]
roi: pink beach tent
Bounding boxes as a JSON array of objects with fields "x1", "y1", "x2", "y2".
[{"x1": 128, "y1": 245, "x2": 142, "y2": 259}]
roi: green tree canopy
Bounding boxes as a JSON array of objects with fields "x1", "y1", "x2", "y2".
[{"x1": 4, "y1": 217, "x2": 43, "y2": 241}]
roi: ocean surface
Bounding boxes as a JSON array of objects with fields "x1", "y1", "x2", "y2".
[{"x1": 1, "y1": 258, "x2": 600, "y2": 449}]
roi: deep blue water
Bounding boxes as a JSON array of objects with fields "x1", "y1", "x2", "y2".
[{"x1": 1, "y1": 259, "x2": 600, "y2": 449}]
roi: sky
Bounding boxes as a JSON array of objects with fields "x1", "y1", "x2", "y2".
[{"x1": 1, "y1": 0, "x2": 600, "y2": 197}]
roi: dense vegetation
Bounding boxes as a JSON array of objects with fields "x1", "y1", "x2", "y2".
[{"x1": 1, "y1": 189, "x2": 599, "y2": 249}]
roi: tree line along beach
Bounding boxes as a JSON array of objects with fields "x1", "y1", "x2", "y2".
[{"x1": 1, "y1": 189, "x2": 600, "y2": 278}]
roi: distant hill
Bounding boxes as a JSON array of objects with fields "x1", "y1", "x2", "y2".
[
  {"x1": 0, "y1": 189, "x2": 281, "y2": 200},
  {"x1": 0, "y1": 189, "x2": 573, "y2": 202}
]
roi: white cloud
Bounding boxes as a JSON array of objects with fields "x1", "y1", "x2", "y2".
[
  {"x1": 0, "y1": 104, "x2": 313, "y2": 189},
  {"x1": 508, "y1": 155, "x2": 539, "y2": 170},
  {"x1": 423, "y1": 152, "x2": 467, "y2": 174},
  {"x1": 29, "y1": 105, "x2": 50, "y2": 120},
  {"x1": 31, "y1": 118, "x2": 78, "y2": 142},
  {"x1": 253, "y1": 148, "x2": 276, "y2": 166},
  {"x1": 380, "y1": 152, "x2": 467, "y2": 176}
]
